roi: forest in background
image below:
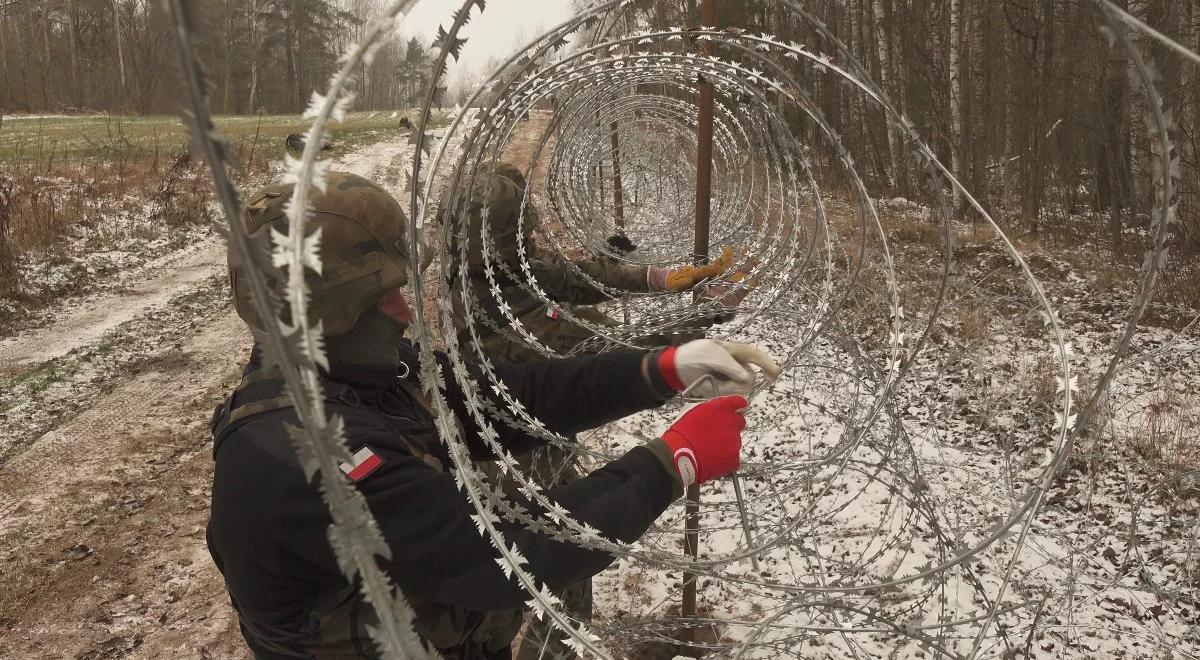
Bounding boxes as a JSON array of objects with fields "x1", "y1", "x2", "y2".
[
  {"x1": 615, "y1": 0, "x2": 1200, "y2": 262},
  {"x1": 2, "y1": 0, "x2": 1199, "y2": 264},
  {"x1": 0, "y1": 0, "x2": 436, "y2": 115}
]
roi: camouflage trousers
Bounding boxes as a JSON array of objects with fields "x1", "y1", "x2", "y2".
[
  {"x1": 311, "y1": 586, "x2": 522, "y2": 659},
  {"x1": 476, "y1": 306, "x2": 607, "y2": 660}
]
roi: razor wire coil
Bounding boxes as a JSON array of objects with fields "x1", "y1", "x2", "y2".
[{"x1": 175, "y1": 0, "x2": 1199, "y2": 657}]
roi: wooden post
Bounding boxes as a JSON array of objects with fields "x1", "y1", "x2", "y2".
[{"x1": 682, "y1": 0, "x2": 716, "y2": 656}]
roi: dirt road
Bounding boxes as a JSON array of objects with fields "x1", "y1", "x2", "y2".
[{"x1": 0, "y1": 131, "x2": 430, "y2": 660}]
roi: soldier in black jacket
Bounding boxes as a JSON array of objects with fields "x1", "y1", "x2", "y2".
[
  {"x1": 443, "y1": 162, "x2": 763, "y2": 660},
  {"x1": 207, "y1": 172, "x2": 776, "y2": 659}
]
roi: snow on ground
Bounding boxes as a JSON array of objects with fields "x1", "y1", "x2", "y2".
[
  {"x1": 0, "y1": 236, "x2": 224, "y2": 371},
  {"x1": 581, "y1": 282, "x2": 1198, "y2": 658},
  {"x1": 535, "y1": 181, "x2": 1200, "y2": 657},
  {"x1": 1, "y1": 110, "x2": 1195, "y2": 659}
]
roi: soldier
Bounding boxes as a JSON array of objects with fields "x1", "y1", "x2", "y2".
[
  {"x1": 447, "y1": 161, "x2": 752, "y2": 364},
  {"x1": 443, "y1": 162, "x2": 757, "y2": 660},
  {"x1": 207, "y1": 172, "x2": 779, "y2": 659}
]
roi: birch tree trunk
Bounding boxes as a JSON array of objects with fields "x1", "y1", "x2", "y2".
[
  {"x1": 246, "y1": 0, "x2": 259, "y2": 113},
  {"x1": 40, "y1": 5, "x2": 51, "y2": 110},
  {"x1": 875, "y1": 0, "x2": 905, "y2": 194},
  {"x1": 222, "y1": 0, "x2": 234, "y2": 113},
  {"x1": 949, "y1": 0, "x2": 964, "y2": 210},
  {"x1": 0, "y1": 7, "x2": 9, "y2": 101},
  {"x1": 66, "y1": 0, "x2": 80, "y2": 106},
  {"x1": 16, "y1": 3, "x2": 32, "y2": 111},
  {"x1": 1097, "y1": 0, "x2": 1132, "y2": 261},
  {"x1": 112, "y1": 0, "x2": 128, "y2": 108},
  {"x1": 1192, "y1": 0, "x2": 1200, "y2": 242}
]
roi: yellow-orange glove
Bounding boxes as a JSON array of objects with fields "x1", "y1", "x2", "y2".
[{"x1": 647, "y1": 246, "x2": 737, "y2": 291}]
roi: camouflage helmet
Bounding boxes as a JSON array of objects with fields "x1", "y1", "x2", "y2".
[
  {"x1": 230, "y1": 172, "x2": 411, "y2": 337},
  {"x1": 483, "y1": 160, "x2": 527, "y2": 190},
  {"x1": 449, "y1": 161, "x2": 538, "y2": 268}
]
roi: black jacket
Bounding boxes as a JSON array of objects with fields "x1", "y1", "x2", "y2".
[{"x1": 206, "y1": 342, "x2": 678, "y2": 659}]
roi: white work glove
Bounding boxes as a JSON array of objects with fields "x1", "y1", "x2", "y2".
[{"x1": 657, "y1": 339, "x2": 781, "y2": 399}]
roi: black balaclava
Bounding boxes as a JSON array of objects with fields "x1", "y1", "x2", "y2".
[{"x1": 323, "y1": 305, "x2": 409, "y2": 388}]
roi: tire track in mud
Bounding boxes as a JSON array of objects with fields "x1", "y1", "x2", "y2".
[
  {"x1": 0, "y1": 311, "x2": 252, "y2": 659},
  {"x1": 0, "y1": 274, "x2": 231, "y2": 466},
  {"x1": 0, "y1": 237, "x2": 227, "y2": 374}
]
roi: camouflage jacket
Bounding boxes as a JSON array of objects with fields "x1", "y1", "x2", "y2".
[
  {"x1": 526, "y1": 244, "x2": 651, "y2": 304},
  {"x1": 206, "y1": 342, "x2": 677, "y2": 659},
  {"x1": 461, "y1": 244, "x2": 649, "y2": 323}
]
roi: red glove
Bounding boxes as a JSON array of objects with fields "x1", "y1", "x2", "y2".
[{"x1": 661, "y1": 396, "x2": 748, "y2": 487}]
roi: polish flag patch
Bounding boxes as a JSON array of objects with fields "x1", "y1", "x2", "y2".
[
  {"x1": 546, "y1": 306, "x2": 562, "y2": 320},
  {"x1": 340, "y1": 446, "x2": 384, "y2": 482}
]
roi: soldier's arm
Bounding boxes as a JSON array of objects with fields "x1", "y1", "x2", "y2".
[
  {"x1": 210, "y1": 411, "x2": 678, "y2": 617},
  {"x1": 359, "y1": 432, "x2": 678, "y2": 611},
  {"x1": 529, "y1": 249, "x2": 651, "y2": 305},
  {"x1": 574, "y1": 256, "x2": 652, "y2": 292},
  {"x1": 438, "y1": 348, "x2": 674, "y2": 458}
]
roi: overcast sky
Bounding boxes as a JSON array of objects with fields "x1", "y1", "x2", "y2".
[{"x1": 399, "y1": 0, "x2": 576, "y2": 84}]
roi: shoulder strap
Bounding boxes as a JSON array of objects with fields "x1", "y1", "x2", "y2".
[
  {"x1": 211, "y1": 365, "x2": 356, "y2": 457},
  {"x1": 213, "y1": 363, "x2": 447, "y2": 474}
]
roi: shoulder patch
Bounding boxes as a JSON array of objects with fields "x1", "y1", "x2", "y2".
[{"x1": 340, "y1": 445, "x2": 385, "y2": 482}]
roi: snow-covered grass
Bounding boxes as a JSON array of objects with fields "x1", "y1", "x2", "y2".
[
  {"x1": 517, "y1": 182, "x2": 1200, "y2": 657},
  {"x1": 0, "y1": 110, "x2": 461, "y2": 335},
  {"x1": 580, "y1": 284, "x2": 1198, "y2": 658},
  {"x1": 0, "y1": 157, "x2": 220, "y2": 334}
]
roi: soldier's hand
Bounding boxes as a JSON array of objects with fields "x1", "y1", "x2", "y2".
[
  {"x1": 646, "y1": 246, "x2": 738, "y2": 292},
  {"x1": 658, "y1": 395, "x2": 749, "y2": 487},
  {"x1": 657, "y1": 339, "x2": 780, "y2": 398},
  {"x1": 698, "y1": 281, "x2": 752, "y2": 314},
  {"x1": 607, "y1": 233, "x2": 638, "y2": 254}
]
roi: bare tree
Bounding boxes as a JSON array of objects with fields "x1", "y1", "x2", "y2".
[{"x1": 948, "y1": 0, "x2": 964, "y2": 210}]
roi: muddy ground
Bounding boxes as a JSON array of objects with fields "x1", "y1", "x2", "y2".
[
  {"x1": 0, "y1": 113, "x2": 557, "y2": 660},
  {"x1": 0, "y1": 140, "x2": 396, "y2": 660}
]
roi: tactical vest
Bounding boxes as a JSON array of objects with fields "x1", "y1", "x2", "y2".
[{"x1": 210, "y1": 357, "x2": 522, "y2": 659}]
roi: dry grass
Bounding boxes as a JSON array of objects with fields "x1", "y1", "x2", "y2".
[
  {"x1": 0, "y1": 110, "x2": 448, "y2": 294},
  {"x1": 0, "y1": 173, "x2": 13, "y2": 283},
  {"x1": 1154, "y1": 263, "x2": 1200, "y2": 311},
  {"x1": 0, "y1": 152, "x2": 217, "y2": 301},
  {"x1": 1030, "y1": 354, "x2": 1061, "y2": 413},
  {"x1": 1130, "y1": 388, "x2": 1200, "y2": 485},
  {"x1": 960, "y1": 305, "x2": 991, "y2": 345},
  {"x1": 887, "y1": 214, "x2": 945, "y2": 246}
]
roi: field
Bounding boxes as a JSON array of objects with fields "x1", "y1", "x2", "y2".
[{"x1": 0, "y1": 111, "x2": 437, "y2": 161}]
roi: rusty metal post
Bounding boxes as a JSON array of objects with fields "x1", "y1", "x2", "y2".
[{"x1": 681, "y1": 0, "x2": 716, "y2": 656}]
